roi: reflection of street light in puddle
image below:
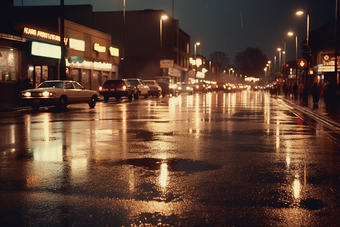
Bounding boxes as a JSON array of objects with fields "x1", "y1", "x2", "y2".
[
  {"x1": 293, "y1": 175, "x2": 301, "y2": 199},
  {"x1": 159, "y1": 162, "x2": 168, "y2": 188}
]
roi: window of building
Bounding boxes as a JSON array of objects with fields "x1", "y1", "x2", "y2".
[{"x1": 0, "y1": 47, "x2": 19, "y2": 81}]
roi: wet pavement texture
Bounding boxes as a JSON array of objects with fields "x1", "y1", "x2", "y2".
[{"x1": 1, "y1": 91, "x2": 340, "y2": 226}]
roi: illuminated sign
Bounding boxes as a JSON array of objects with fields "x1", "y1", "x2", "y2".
[
  {"x1": 23, "y1": 27, "x2": 68, "y2": 45},
  {"x1": 244, "y1": 77, "x2": 260, "y2": 82},
  {"x1": 94, "y1": 43, "x2": 106, "y2": 53},
  {"x1": 69, "y1": 38, "x2": 85, "y2": 51},
  {"x1": 66, "y1": 60, "x2": 112, "y2": 71},
  {"x1": 31, "y1": 41, "x2": 61, "y2": 59},
  {"x1": 322, "y1": 54, "x2": 340, "y2": 68},
  {"x1": 109, "y1": 47, "x2": 119, "y2": 57}
]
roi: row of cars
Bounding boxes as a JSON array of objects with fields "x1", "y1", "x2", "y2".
[
  {"x1": 18, "y1": 77, "x2": 172, "y2": 111},
  {"x1": 18, "y1": 78, "x2": 248, "y2": 111}
]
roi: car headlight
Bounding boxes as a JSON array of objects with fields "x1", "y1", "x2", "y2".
[
  {"x1": 178, "y1": 87, "x2": 182, "y2": 90},
  {"x1": 186, "y1": 87, "x2": 191, "y2": 91},
  {"x1": 42, "y1": 91, "x2": 53, "y2": 97},
  {"x1": 23, "y1": 92, "x2": 31, "y2": 97},
  {"x1": 99, "y1": 86, "x2": 103, "y2": 91}
]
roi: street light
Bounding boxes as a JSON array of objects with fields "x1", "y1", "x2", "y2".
[
  {"x1": 288, "y1": 32, "x2": 298, "y2": 61},
  {"x1": 159, "y1": 15, "x2": 168, "y2": 76},
  {"x1": 296, "y1": 10, "x2": 310, "y2": 105},
  {"x1": 194, "y1": 42, "x2": 200, "y2": 66},
  {"x1": 288, "y1": 31, "x2": 298, "y2": 83},
  {"x1": 277, "y1": 48, "x2": 282, "y2": 71},
  {"x1": 160, "y1": 15, "x2": 168, "y2": 59}
]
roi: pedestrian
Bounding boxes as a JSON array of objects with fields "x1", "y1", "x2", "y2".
[
  {"x1": 288, "y1": 83, "x2": 293, "y2": 98},
  {"x1": 22, "y1": 78, "x2": 33, "y2": 90},
  {"x1": 323, "y1": 82, "x2": 331, "y2": 109},
  {"x1": 298, "y1": 83, "x2": 304, "y2": 101},
  {"x1": 310, "y1": 82, "x2": 319, "y2": 107},
  {"x1": 293, "y1": 82, "x2": 298, "y2": 99}
]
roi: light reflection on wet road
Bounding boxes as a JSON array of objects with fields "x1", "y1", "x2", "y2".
[{"x1": 1, "y1": 91, "x2": 340, "y2": 226}]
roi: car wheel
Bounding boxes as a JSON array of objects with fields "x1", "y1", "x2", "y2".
[
  {"x1": 128, "y1": 94, "x2": 133, "y2": 101},
  {"x1": 144, "y1": 93, "x2": 149, "y2": 98},
  {"x1": 115, "y1": 97, "x2": 121, "y2": 101},
  {"x1": 56, "y1": 96, "x2": 68, "y2": 110},
  {"x1": 156, "y1": 92, "x2": 160, "y2": 98},
  {"x1": 89, "y1": 96, "x2": 97, "y2": 108},
  {"x1": 104, "y1": 96, "x2": 109, "y2": 102}
]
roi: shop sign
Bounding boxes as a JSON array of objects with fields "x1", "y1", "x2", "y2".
[
  {"x1": 69, "y1": 38, "x2": 85, "y2": 51},
  {"x1": 322, "y1": 54, "x2": 340, "y2": 68},
  {"x1": 94, "y1": 43, "x2": 106, "y2": 53},
  {"x1": 31, "y1": 41, "x2": 61, "y2": 59},
  {"x1": 168, "y1": 67, "x2": 181, "y2": 77},
  {"x1": 109, "y1": 47, "x2": 119, "y2": 57},
  {"x1": 23, "y1": 27, "x2": 68, "y2": 45},
  {"x1": 160, "y1": 59, "x2": 174, "y2": 68}
]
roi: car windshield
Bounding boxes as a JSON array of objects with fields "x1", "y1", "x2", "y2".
[
  {"x1": 127, "y1": 80, "x2": 139, "y2": 86},
  {"x1": 38, "y1": 82, "x2": 64, "y2": 89},
  {"x1": 144, "y1": 81, "x2": 155, "y2": 85},
  {"x1": 154, "y1": 78, "x2": 170, "y2": 83},
  {"x1": 103, "y1": 80, "x2": 126, "y2": 87}
]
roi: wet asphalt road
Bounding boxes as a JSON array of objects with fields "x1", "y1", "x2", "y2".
[{"x1": 1, "y1": 91, "x2": 340, "y2": 227}]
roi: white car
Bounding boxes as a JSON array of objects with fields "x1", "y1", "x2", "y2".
[
  {"x1": 143, "y1": 80, "x2": 162, "y2": 98},
  {"x1": 19, "y1": 80, "x2": 99, "y2": 111},
  {"x1": 126, "y1": 78, "x2": 150, "y2": 99}
]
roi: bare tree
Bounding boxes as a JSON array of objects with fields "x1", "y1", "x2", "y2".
[
  {"x1": 234, "y1": 47, "x2": 268, "y2": 78},
  {"x1": 209, "y1": 51, "x2": 230, "y2": 69}
]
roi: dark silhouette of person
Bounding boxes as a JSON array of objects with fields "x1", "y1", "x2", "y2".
[
  {"x1": 310, "y1": 82, "x2": 320, "y2": 107},
  {"x1": 293, "y1": 82, "x2": 298, "y2": 99},
  {"x1": 22, "y1": 78, "x2": 33, "y2": 90}
]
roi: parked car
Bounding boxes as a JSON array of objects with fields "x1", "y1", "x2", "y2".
[
  {"x1": 126, "y1": 78, "x2": 150, "y2": 98},
  {"x1": 143, "y1": 80, "x2": 162, "y2": 97},
  {"x1": 153, "y1": 76, "x2": 178, "y2": 97},
  {"x1": 19, "y1": 80, "x2": 99, "y2": 111},
  {"x1": 178, "y1": 83, "x2": 194, "y2": 95},
  {"x1": 193, "y1": 82, "x2": 208, "y2": 93},
  {"x1": 99, "y1": 79, "x2": 137, "y2": 102}
]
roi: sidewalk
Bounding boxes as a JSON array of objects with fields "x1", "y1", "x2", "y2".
[{"x1": 278, "y1": 94, "x2": 340, "y2": 132}]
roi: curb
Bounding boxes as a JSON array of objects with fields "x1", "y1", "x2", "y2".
[{"x1": 278, "y1": 97, "x2": 340, "y2": 132}]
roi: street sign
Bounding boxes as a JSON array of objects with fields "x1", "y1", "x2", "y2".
[
  {"x1": 188, "y1": 69, "x2": 196, "y2": 78},
  {"x1": 297, "y1": 58, "x2": 307, "y2": 68}
]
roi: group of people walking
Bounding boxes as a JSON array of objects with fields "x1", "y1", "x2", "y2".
[{"x1": 278, "y1": 81, "x2": 340, "y2": 110}]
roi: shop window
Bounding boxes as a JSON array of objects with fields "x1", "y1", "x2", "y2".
[
  {"x1": 0, "y1": 47, "x2": 19, "y2": 81},
  {"x1": 35, "y1": 66, "x2": 41, "y2": 87},
  {"x1": 93, "y1": 71, "x2": 101, "y2": 84},
  {"x1": 42, "y1": 66, "x2": 48, "y2": 82},
  {"x1": 82, "y1": 70, "x2": 90, "y2": 84},
  {"x1": 70, "y1": 69, "x2": 80, "y2": 82}
]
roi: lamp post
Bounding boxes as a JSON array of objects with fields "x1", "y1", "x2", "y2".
[
  {"x1": 159, "y1": 15, "x2": 168, "y2": 76},
  {"x1": 296, "y1": 10, "x2": 310, "y2": 105},
  {"x1": 122, "y1": 0, "x2": 126, "y2": 78},
  {"x1": 59, "y1": 0, "x2": 66, "y2": 80},
  {"x1": 277, "y1": 48, "x2": 282, "y2": 72},
  {"x1": 194, "y1": 42, "x2": 200, "y2": 81},
  {"x1": 288, "y1": 31, "x2": 298, "y2": 82}
]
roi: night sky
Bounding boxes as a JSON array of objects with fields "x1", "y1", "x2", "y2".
[{"x1": 14, "y1": 0, "x2": 337, "y2": 64}]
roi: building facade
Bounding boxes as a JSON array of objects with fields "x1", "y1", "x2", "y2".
[
  {"x1": 93, "y1": 9, "x2": 190, "y2": 83},
  {"x1": 0, "y1": 2, "x2": 119, "y2": 101}
]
